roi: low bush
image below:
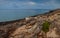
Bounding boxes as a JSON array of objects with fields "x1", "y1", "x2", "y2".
[{"x1": 42, "y1": 21, "x2": 50, "y2": 33}]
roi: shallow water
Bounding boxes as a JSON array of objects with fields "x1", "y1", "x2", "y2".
[{"x1": 0, "y1": 9, "x2": 50, "y2": 22}]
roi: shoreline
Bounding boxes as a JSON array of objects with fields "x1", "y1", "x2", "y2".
[
  {"x1": 0, "y1": 9, "x2": 60, "y2": 38},
  {"x1": 0, "y1": 9, "x2": 59, "y2": 25}
]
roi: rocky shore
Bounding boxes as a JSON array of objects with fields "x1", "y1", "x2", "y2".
[{"x1": 0, "y1": 9, "x2": 60, "y2": 38}]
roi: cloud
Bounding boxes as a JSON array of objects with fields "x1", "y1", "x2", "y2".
[
  {"x1": 0, "y1": 0, "x2": 60, "y2": 9},
  {"x1": 0, "y1": 1, "x2": 36, "y2": 9},
  {"x1": 28, "y1": 2, "x2": 36, "y2": 5},
  {"x1": 34, "y1": 0, "x2": 60, "y2": 9}
]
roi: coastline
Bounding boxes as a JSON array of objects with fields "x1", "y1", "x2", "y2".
[
  {"x1": 0, "y1": 9, "x2": 60, "y2": 38},
  {"x1": 0, "y1": 9, "x2": 57, "y2": 25}
]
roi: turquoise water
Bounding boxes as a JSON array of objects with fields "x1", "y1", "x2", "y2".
[{"x1": 0, "y1": 9, "x2": 50, "y2": 22}]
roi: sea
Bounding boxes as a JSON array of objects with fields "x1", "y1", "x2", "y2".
[{"x1": 0, "y1": 9, "x2": 51, "y2": 22}]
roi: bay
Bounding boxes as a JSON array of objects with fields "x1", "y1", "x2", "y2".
[{"x1": 0, "y1": 9, "x2": 50, "y2": 22}]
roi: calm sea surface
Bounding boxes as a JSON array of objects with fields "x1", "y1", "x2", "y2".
[{"x1": 0, "y1": 9, "x2": 50, "y2": 22}]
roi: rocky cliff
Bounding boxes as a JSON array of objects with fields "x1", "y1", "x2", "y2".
[{"x1": 0, "y1": 9, "x2": 60, "y2": 38}]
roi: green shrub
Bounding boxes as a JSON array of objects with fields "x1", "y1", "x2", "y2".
[{"x1": 42, "y1": 21, "x2": 50, "y2": 33}]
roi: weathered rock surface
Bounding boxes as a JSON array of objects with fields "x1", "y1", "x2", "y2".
[{"x1": 0, "y1": 9, "x2": 60, "y2": 38}]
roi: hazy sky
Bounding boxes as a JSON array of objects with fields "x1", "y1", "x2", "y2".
[{"x1": 0, "y1": 0, "x2": 60, "y2": 9}]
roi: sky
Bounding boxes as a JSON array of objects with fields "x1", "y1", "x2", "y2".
[{"x1": 0, "y1": 0, "x2": 60, "y2": 9}]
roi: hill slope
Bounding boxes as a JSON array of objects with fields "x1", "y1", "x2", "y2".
[{"x1": 0, "y1": 9, "x2": 60, "y2": 38}]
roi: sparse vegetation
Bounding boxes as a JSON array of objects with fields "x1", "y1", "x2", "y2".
[{"x1": 42, "y1": 21, "x2": 50, "y2": 33}]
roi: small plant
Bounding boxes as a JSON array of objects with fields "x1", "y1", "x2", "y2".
[{"x1": 42, "y1": 21, "x2": 50, "y2": 33}]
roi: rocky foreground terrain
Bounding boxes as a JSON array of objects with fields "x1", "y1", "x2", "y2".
[{"x1": 0, "y1": 9, "x2": 60, "y2": 38}]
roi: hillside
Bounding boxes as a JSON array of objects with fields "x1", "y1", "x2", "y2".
[{"x1": 0, "y1": 9, "x2": 60, "y2": 38}]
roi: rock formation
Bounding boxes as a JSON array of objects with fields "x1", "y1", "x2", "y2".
[{"x1": 0, "y1": 9, "x2": 60, "y2": 38}]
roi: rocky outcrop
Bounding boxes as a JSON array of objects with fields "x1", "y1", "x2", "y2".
[{"x1": 0, "y1": 9, "x2": 60, "y2": 38}]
